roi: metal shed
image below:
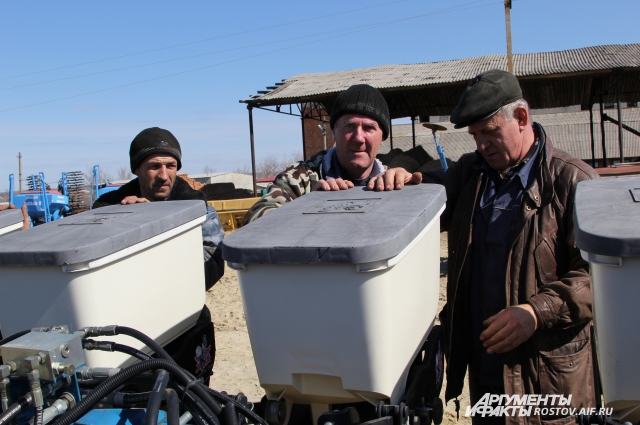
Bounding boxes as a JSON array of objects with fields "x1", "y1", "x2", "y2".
[{"x1": 241, "y1": 43, "x2": 640, "y2": 193}]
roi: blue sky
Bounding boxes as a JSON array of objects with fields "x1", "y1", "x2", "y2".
[{"x1": 0, "y1": 0, "x2": 638, "y2": 190}]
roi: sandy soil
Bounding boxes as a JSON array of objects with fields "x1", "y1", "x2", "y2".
[{"x1": 206, "y1": 231, "x2": 471, "y2": 425}]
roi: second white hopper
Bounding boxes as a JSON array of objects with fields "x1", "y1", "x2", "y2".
[{"x1": 222, "y1": 184, "x2": 446, "y2": 416}]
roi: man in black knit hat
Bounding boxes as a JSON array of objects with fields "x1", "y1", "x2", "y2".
[
  {"x1": 244, "y1": 83, "x2": 414, "y2": 223},
  {"x1": 93, "y1": 127, "x2": 224, "y2": 383}
]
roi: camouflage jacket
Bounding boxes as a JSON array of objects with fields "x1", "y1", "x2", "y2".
[
  {"x1": 243, "y1": 151, "x2": 326, "y2": 224},
  {"x1": 243, "y1": 149, "x2": 385, "y2": 224}
]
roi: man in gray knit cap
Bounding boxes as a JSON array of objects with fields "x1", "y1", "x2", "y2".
[{"x1": 244, "y1": 83, "x2": 414, "y2": 223}]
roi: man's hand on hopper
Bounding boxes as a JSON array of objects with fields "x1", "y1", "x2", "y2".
[
  {"x1": 0, "y1": 204, "x2": 31, "y2": 230},
  {"x1": 480, "y1": 304, "x2": 538, "y2": 354},
  {"x1": 316, "y1": 178, "x2": 354, "y2": 191},
  {"x1": 367, "y1": 168, "x2": 422, "y2": 191},
  {"x1": 19, "y1": 204, "x2": 30, "y2": 230},
  {"x1": 120, "y1": 196, "x2": 150, "y2": 205}
]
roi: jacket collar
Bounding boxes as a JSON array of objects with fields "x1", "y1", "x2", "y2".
[
  {"x1": 527, "y1": 122, "x2": 555, "y2": 208},
  {"x1": 468, "y1": 122, "x2": 554, "y2": 209}
]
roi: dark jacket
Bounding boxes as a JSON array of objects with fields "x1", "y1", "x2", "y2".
[
  {"x1": 93, "y1": 176, "x2": 224, "y2": 290},
  {"x1": 424, "y1": 123, "x2": 598, "y2": 424}
]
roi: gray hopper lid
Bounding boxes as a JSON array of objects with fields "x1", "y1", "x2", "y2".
[
  {"x1": 575, "y1": 176, "x2": 640, "y2": 257},
  {"x1": 0, "y1": 200, "x2": 206, "y2": 266},
  {"x1": 222, "y1": 184, "x2": 446, "y2": 265},
  {"x1": 0, "y1": 208, "x2": 24, "y2": 229}
]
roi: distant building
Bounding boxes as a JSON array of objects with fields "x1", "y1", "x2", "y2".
[
  {"x1": 384, "y1": 105, "x2": 640, "y2": 167},
  {"x1": 188, "y1": 172, "x2": 268, "y2": 192}
]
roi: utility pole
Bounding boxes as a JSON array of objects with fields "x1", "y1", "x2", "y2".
[
  {"x1": 17, "y1": 152, "x2": 23, "y2": 193},
  {"x1": 504, "y1": 0, "x2": 514, "y2": 74}
]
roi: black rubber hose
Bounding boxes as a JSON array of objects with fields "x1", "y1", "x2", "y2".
[
  {"x1": 206, "y1": 388, "x2": 266, "y2": 425},
  {"x1": 189, "y1": 386, "x2": 221, "y2": 416},
  {"x1": 184, "y1": 398, "x2": 208, "y2": 425},
  {"x1": 0, "y1": 330, "x2": 30, "y2": 346},
  {"x1": 114, "y1": 343, "x2": 152, "y2": 361},
  {"x1": 170, "y1": 379, "x2": 221, "y2": 417},
  {"x1": 115, "y1": 327, "x2": 173, "y2": 362},
  {"x1": 179, "y1": 388, "x2": 220, "y2": 425},
  {"x1": 221, "y1": 402, "x2": 238, "y2": 425},
  {"x1": 82, "y1": 339, "x2": 152, "y2": 362},
  {"x1": 165, "y1": 389, "x2": 179, "y2": 425},
  {"x1": 145, "y1": 370, "x2": 170, "y2": 425},
  {"x1": 0, "y1": 382, "x2": 57, "y2": 425},
  {"x1": 184, "y1": 393, "x2": 220, "y2": 425},
  {"x1": 121, "y1": 392, "x2": 151, "y2": 405},
  {"x1": 0, "y1": 400, "x2": 25, "y2": 425},
  {"x1": 51, "y1": 359, "x2": 218, "y2": 425}
]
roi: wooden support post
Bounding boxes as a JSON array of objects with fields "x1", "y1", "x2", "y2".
[{"x1": 504, "y1": 0, "x2": 513, "y2": 74}]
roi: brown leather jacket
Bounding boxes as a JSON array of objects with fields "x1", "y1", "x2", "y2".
[{"x1": 423, "y1": 123, "x2": 599, "y2": 424}]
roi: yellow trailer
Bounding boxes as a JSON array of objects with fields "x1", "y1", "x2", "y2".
[{"x1": 207, "y1": 197, "x2": 260, "y2": 230}]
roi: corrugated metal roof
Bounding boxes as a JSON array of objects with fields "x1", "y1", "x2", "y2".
[
  {"x1": 382, "y1": 108, "x2": 640, "y2": 163},
  {"x1": 244, "y1": 44, "x2": 640, "y2": 106}
]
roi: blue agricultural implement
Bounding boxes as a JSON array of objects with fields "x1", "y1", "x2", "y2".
[
  {"x1": 89, "y1": 165, "x2": 120, "y2": 209},
  {"x1": 9, "y1": 173, "x2": 70, "y2": 226}
]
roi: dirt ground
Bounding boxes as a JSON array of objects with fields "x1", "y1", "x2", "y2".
[{"x1": 206, "y1": 231, "x2": 471, "y2": 425}]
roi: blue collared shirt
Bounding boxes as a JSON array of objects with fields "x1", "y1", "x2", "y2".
[{"x1": 469, "y1": 142, "x2": 539, "y2": 386}]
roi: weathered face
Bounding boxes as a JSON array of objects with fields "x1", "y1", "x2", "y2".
[
  {"x1": 467, "y1": 108, "x2": 528, "y2": 171},
  {"x1": 134, "y1": 154, "x2": 178, "y2": 201},
  {"x1": 333, "y1": 114, "x2": 384, "y2": 180}
]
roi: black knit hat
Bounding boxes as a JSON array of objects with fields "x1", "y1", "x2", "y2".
[
  {"x1": 450, "y1": 69, "x2": 523, "y2": 129},
  {"x1": 329, "y1": 84, "x2": 390, "y2": 140},
  {"x1": 129, "y1": 127, "x2": 182, "y2": 173}
]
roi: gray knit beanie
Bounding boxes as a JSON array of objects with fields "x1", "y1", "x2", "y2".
[{"x1": 329, "y1": 84, "x2": 390, "y2": 140}]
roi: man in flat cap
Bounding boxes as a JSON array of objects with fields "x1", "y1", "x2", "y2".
[
  {"x1": 93, "y1": 127, "x2": 224, "y2": 382},
  {"x1": 244, "y1": 83, "x2": 405, "y2": 223},
  {"x1": 371, "y1": 70, "x2": 598, "y2": 424}
]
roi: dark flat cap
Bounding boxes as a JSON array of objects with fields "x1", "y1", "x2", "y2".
[
  {"x1": 129, "y1": 127, "x2": 182, "y2": 173},
  {"x1": 450, "y1": 69, "x2": 523, "y2": 129}
]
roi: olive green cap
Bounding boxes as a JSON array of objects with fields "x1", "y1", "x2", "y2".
[{"x1": 450, "y1": 69, "x2": 523, "y2": 129}]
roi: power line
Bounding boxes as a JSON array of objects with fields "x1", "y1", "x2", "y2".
[
  {"x1": 0, "y1": 0, "x2": 502, "y2": 113},
  {"x1": 0, "y1": 25, "x2": 385, "y2": 92},
  {"x1": 0, "y1": 0, "x2": 499, "y2": 92},
  {"x1": 0, "y1": 0, "x2": 412, "y2": 82}
]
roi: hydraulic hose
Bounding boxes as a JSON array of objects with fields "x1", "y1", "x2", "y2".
[
  {"x1": 165, "y1": 389, "x2": 179, "y2": 425},
  {"x1": 183, "y1": 400, "x2": 207, "y2": 425},
  {"x1": 206, "y1": 388, "x2": 265, "y2": 425},
  {"x1": 0, "y1": 399, "x2": 25, "y2": 425},
  {"x1": 177, "y1": 387, "x2": 220, "y2": 425},
  {"x1": 118, "y1": 392, "x2": 151, "y2": 406},
  {"x1": 82, "y1": 339, "x2": 152, "y2": 362},
  {"x1": 0, "y1": 381, "x2": 58, "y2": 425},
  {"x1": 145, "y1": 370, "x2": 170, "y2": 425},
  {"x1": 80, "y1": 326, "x2": 173, "y2": 362},
  {"x1": 184, "y1": 397, "x2": 215, "y2": 425},
  {"x1": 51, "y1": 359, "x2": 219, "y2": 425},
  {"x1": 115, "y1": 327, "x2": 174, "y2": 362},
  {"x1": 114, "y1": 343, "x2": 152, "y2": 361},
  {"x1": 0, "y1": 381, "x2": 54, "y2": 425},
  {"x1": 0, "y1": 330, "x2": 30, "y2": 346},
  {"x1": 221, "y1": 402, "x2": 238, "y2": 425}
]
